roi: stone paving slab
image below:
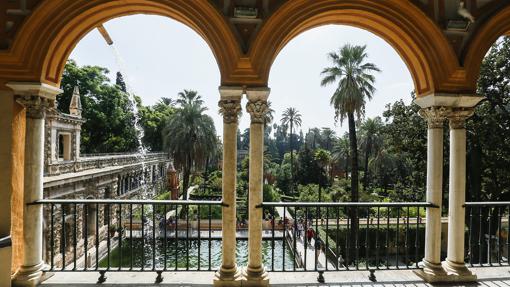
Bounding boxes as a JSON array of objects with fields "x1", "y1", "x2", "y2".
[{"x1": 40, "y1": 267, "x2": 510, "y2": 286}]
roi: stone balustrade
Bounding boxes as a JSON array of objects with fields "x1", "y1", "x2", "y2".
[{"x1": 45, "y1": 152, "x2": 169, "y2": 176}]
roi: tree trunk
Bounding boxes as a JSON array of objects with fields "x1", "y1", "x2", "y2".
[
  {"x1": 290, "y1": 123, "x2": 294, "y2": 195},
  {"x1": 182, "y1": 154, "x2": 193, "y2": 200},
  {"x1": 347, "y1": 112, "x2": 359, "y2": 265},
  {"x1": 363, "y1": 136, "x2": 372, "y2": 191}
]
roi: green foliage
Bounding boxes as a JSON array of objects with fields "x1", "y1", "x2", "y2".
[
  {"x1": 59, "y1": 60, "x2": 139, "y2": 153},
  {"x1": 139, "y1": 99, "x2": 175, "y2": 151},
  {"x1": 162, "y1": 90, "x2": 218, "y2": 197}
]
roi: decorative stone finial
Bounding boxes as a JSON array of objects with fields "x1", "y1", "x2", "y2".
[
  {"x1": 246, "y1": 99, "x2": 269, "y2": 124},
  {"x1": 69, "y1": 86, "x2": 82, "y2": 117},
  {"x1": 218, "y1": 99, "x2": 242, "y2": 124},
  {"x1": 418, "y1": 106, "x2": 450, "y2": 129},
  {"x1": 16, "y1": 95, "x2": 52, "y2": 119}
]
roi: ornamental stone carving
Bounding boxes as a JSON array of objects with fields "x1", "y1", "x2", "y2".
[
  {"x1": 16, "y1": 95, "x2": 53, "y2": 119},
  {"x1": 447, "y1": 108, "x2": 475, "y2": 129},
  {"x1": 246, "y1": 99, "x2": 269, "y2": 124},
  {"x1": 418, "y1": 106, "x2": 450, "y2": 129},
  {"x1": 218, "y1": 99, "x2": 242, "y2": 124}
]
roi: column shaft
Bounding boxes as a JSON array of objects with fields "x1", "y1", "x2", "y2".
[
  {"x1": 214, "y1": 88, "x2": 242, "y2": 286},
  {"x1": 447, "y1": 127, "x2": 466, "y2": 263},
  {"x1": 414, "y1": 107, "x2": 448, "y2": 282},
  {"x1": 443, "y1": 109, "x2": 476, "y2": 280},
  {"x1": 247, "y1": 119, "x2": 264, "y2": 271},
  {"x1": 12, "y1": 92, "x2": 55, "y2": 287},
  {"x1": 243, "y1": 89, "x2": 270, "y2": 286}
]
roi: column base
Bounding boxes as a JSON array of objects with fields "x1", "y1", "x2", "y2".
[
  {"x1": 241, "y1": 265, "x2": 270, "y2": 287},
  {"x1": 12, "y1": 261, "x2": 45, "y2": 287},
  {"x1": 442, "y1": 260, "x2": 477, "y2": 282},
  {"x1": 414, "y1": 259, "x2": 449, "y2": 283},
  {"x1": 213, "y1": 264, "x2": 242, "y2": 287}
]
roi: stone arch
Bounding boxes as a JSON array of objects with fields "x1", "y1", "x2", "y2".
[
  {"x1": 248, "y1": 0, "x2": 462, "y2": 96},
  {"x1": 0, "y1": 0, "x2": 241, "y2": 87},
  {"x1": 463, "y1": 5, "x2": 510, "y2": 91}
]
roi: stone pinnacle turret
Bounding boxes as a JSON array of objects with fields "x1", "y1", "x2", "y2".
[{"x1": 69, "y1": 86, "x2": 82, "y2": 117}]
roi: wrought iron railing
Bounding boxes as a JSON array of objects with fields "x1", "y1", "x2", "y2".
[
  {"x1": 465, "y1": 202, "x2": 510, "y2": 267},
  {"x1": 258, "y1": 201, "x2": 436, "y2": 281},
  {"x1": 34, "y1": 199, "x2": 226, "y2": 283}
]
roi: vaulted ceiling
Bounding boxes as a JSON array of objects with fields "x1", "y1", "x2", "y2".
[{"x1": 1, "y1": 0, "x2": 508, "y2": 56}]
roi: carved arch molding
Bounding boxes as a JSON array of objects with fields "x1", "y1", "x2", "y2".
[{"x1": 0, "y1": 0, "x2": 509, "y2": 96}]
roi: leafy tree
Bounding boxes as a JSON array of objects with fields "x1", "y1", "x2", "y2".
[
  {"x1": 295, "y1": 148, "x2": 324, "y2": 186},
  {"x1": 381, "y1": 99, "x2": 427, "y2": 199},
  {"x1": 359, "y1": 117, "x2": 384, "y2": 190},
  {"x1": 320, "y1": 44, "x2": 380, "y2": 261},
  {"x1": 320, "y1": 128, "x2": 336, "y2": 151},
  {"x1": 332, "y1": 135, "x2": 350, "y2": 179},
  {"x1": 139, "y1": 98, "x2": 175, "y2": 151},
  {"x1": 280, "y1": 107, "x2": 302, "y2": 193},
  {"x1": 116, "y1": 72, "x2": 127, "y2": 93},
  {"x1": 59, "y1": 60, "x2": 139, "y2": 153},
  {"x1": 466, "y1": 37, "x2": 510, "y2": 263},
  {"x1": 163, "y1": 90, "x2": 217, "y2": 198}
]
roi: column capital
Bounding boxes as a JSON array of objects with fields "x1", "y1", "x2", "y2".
[
  {"x1": 219, "y1": 99, "x2": 242, "y2": 124},
  {"x1": 246, "y1": 99, "x2": 269, "y2": 124},
  {"x1": 7, "y1": 82, "x2": 62, "y2": 119},
  {"x1": 246, "y1": 87, "x2": 270, "y2": 124},
  {"x1": 418, "y1": 106, "x2": 450, "y2": 129},
  {"x1": 447, "y1": 108, "x2": 475, "y2": 129},
  {"x1": 16, "y1": 95, "x2": 53, "y2": 119}
]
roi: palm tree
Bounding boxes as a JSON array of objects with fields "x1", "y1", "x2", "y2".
[
  {"x1": 321, "y1": 127, "x2": 336, "y2": 151},
  {"x1": 163, "y1": 90, "x2": 217, "y2": 199},
  {"x1": 321, "y1": 44, "x2": 380, "y2": 262},
  {"x1": 332, "y1": 135, "x2": 350, "y2": 179},
  {"x1": 265, "y1": 101, "x2": 275, "y2": 127},
  {"x1": 359, "y1": 117, "x2": 383, "y2": 191},
  {"x1": 280, "y1": 107, "x2": 302, "y2": 194}
]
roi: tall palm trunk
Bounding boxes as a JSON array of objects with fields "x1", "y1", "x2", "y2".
[
  {"x1": 289, "y1": 123, "x2": 294, "y2": 194},
  {"x1": 363, "y1": 136, "x2": 372, "y2": 191},
  {"x1": 347, "y1": 112, "x2": 359, "y2": 264},
  {"x1": 182, "y1": 154, "x2": 193, "y2": 200}
]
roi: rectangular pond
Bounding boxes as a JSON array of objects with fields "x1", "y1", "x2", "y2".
[{"x1": 99, "y1": 239, "x2": 295, "y2": 271}]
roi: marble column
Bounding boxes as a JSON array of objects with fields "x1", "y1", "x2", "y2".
[
  {"x1": 8, "y1": 83, "x2": 61, "y2": 287},
  {"x1": 442, "y1": 108, "x2": 477, "y2": 281},
  {"x1": 214, "y1": 87, "x2": 243, "y2": 287},
  {"x1": 414, "y1": 106, "x2": 449, "y2": 282},
  {"x1": 243, "y1": 88, "x2": 270, "y2": 286}
]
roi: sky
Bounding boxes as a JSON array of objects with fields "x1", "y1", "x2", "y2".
[{"x1": 70, "y1": 15, "x2": 414, "y2": 138}]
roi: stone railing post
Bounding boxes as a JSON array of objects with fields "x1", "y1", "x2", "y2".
[
  {"x1": 415, "y1": 106, "x2": 449, "y2": 282},
  {"x1": 243, "y1": 87, "x2": 270, "y2": 287},
  {"x1": 214, "y1": 86, "x2": 243, "y2": 287},
  {"x1": 8, "y1": 83, "x2": 62, "y2": 287},
  {"x1": 443, "y1": 108, "x2": 477, "y2": 281}
]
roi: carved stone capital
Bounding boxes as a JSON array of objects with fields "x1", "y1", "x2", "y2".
[
  {"x1": 16, "y1": 95, "x2": 53, "y2": 119},
  {"x1": 419, "y1": 106, "x2": 450, "y2": 129},
  {"x1": 218, "y1": 99, "x2": 242, "y2": 124},
  {"x1": 246, "y1": 99, "x2": 269, "y2": 124},
  {"x1": 447, "y1": 108, "x2": 475, "y2": 130}
]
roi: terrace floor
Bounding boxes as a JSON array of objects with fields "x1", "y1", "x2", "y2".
[{"x1": 41, "y1": 267, "x2": 509, "y2": 286}]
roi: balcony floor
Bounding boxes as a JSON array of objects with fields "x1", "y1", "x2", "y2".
[{"x1": 40, "y1": 267, "x2": 509, "y2": 286}]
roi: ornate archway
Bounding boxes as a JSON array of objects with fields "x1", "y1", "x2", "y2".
[
  {"x1": 247, "y1": 0, "x2": 463, "y2": 96},
  {"x1": 463, "y1": 4, "x2": 510, "y2": 91},
  {"x1": 0, "y1": 0, "x2": 241, "y2": 88}
]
